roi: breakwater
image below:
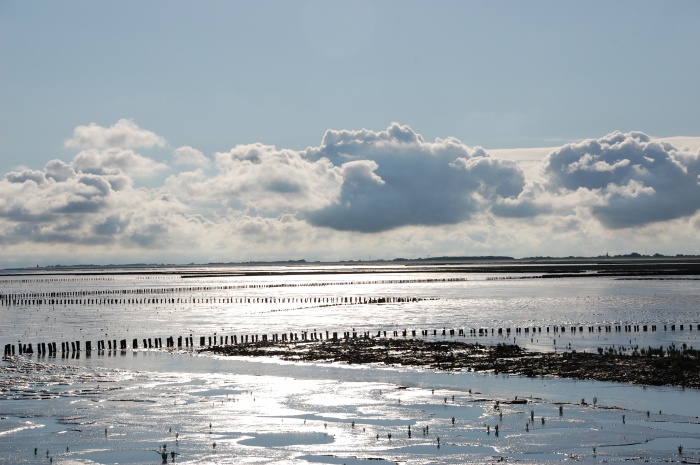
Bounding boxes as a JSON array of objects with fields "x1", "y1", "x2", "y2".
[
  {"x1": 4, "y1": 321, "x2": 697, "y2": 358},
  {"x1": 0, "y1": 276, "x2": 469, "y2": 307}
]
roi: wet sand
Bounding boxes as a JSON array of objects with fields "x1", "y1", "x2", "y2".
[{"x1": 205, "y1": 338, "x2": 700, "y2": 389}]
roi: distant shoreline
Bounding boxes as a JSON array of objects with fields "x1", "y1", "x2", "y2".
[
  {"x1": 204, "y1": 338, "x2": 700, "y2": 390},
  {"x1": 6, "y1": 253, "x2": 700, "y2": 271},
  {"x1": 3, "y1": 257, "x2": 700, "y2": 278}
]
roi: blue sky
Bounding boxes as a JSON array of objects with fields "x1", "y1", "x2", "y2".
[{"x1": 1, "y1": 1, "x2": 699, "y2": 267}]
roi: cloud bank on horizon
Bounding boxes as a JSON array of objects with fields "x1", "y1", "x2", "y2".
[{"x1": 1, "y1": 120, "x2": 700, "y2": 266}]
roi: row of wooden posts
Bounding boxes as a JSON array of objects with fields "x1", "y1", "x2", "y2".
[
  {"x1": 0, "y1": 295, "x2": 426, "y2": 307},
  {"x1": 0, "y1": 276, "x2": 471, "y2": 303},
  {"x1": 3, "y1": 322, "x2": 698, "y2": 357}
]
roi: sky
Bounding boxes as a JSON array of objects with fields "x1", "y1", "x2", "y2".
[{"x1": 1, "y1": 1, "x2": 699, "y2": 267}]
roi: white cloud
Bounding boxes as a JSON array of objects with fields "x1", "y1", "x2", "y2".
[
  {"x1": 3, "y1": 121, "x2": 700, "y2": 266},
  {"x1": 165, "y1": 142, "x2": 344, "y2": 214},
  {"x1": 0, "y1": 163, "x2": 193, "y2": 252},
  {"x1": 657, "y1": 136, "x2": 700, "y2": 153},
  {"x1": 0, "y1": 128, "x2": 176, "y2": 253},
  {"x1": 65, "y1": 119, "x2": 166, "y2": 149},
  {"x1": 0, "y1": 169, "x2": 114, "y2": 230},
  {"x1": 45, "y1": 159, "x2": 75, "y2": 182},
  {"x1": 173, "y1": 146, "x2": 211, "y2": 169},
  {"x1": 5, "y1": 169, "x2": 46, "y2": 185},
  {"x1": 541, "y1": 131, "x2": 700, "y2": 228},
  {"x1": 304, "y1": 123, "x2": 525, "y2": 232},
  {"x1": 73, "y1": 148, "x2": 168, "y2": 178}
]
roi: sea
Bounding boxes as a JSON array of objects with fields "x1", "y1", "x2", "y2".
[{"x1": 1, "y1": 263, "x2": 699, "y2": 464}]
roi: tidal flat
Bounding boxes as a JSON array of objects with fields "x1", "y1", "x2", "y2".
[
  {"x1": 2, "y1": 260, "x2": 700, "y2": 463},
  {"x1": 204, "y1": 337, "x2": 700, "y2": 389}
]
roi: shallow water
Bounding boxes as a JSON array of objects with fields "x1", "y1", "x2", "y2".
[
  {"x1": 2, "y1": 353, "x2": 700, "y2": 464},
  {"x1": 1, "y1": 265, "x2": 699, "y2": 463}
]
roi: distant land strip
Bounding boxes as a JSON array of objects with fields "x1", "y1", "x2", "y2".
[{"x1": 3, "y1": 258, "x2": 700, "y2": 278}]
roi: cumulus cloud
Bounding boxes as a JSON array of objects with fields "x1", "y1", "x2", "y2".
[
  {"x1": 45, "y1": 159, "x2": 74, "y2": 183},
  {"x1": 165, "y1": 142, "x2": 343, "y2": 213},
  {"x1": 1, "y1": 168, "x2": 113, "y2": 227},
  {"x1": 72, "y1": 148, "x2": 168, "y2": 178},
  {"x1": 165, "y1": 123, "x2": 526, "y2": 232},
  {"x1": 303, "y1": 123, "x2": 525, "y2": 232},
  {"x1": 0, "y1": 159, "x2": 190, "y2": 250},
  {"x1": 173, "y1": 146, "x2": 211, "y2": 169},
  {"x1": 65, "y1": 118, "x2": 166, "y2": 149},
  {"x1": 6, "y1": 169, "x2": 46, "y2": 185},
  {"x1": 1, "y1": 120, "x2": 174, "y2": 251},
  {"x1": 542, "y1": 131, "x2": 700, "y2": 228},
  {"x1": 5, "y1": 120, "x2": 700, "y2": 266}
]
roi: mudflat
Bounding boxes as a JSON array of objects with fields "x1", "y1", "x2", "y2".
[{"x1": 205, "y1": 338, "x2": 700, "y2": 389}]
